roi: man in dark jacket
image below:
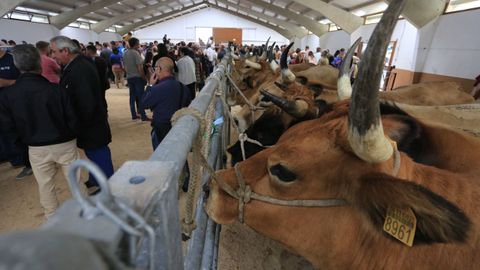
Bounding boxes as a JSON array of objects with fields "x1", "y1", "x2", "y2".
[
  {"x1": 86, "y1": 44, "x2": 110, "y2": 110},
  {"x1": 50, "y1": 36, "x2": 114, "y2": 189},
  {"x1": 0, "y1": 44, "x2": 88, "y2": 218}
]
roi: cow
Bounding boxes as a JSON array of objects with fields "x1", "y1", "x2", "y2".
[
  {"x1": 227, "y1": 36, "x2": 476, "y2": 165},
  {"x1": 228, "y1": 41, "x2": 339, "y2": 108},
  {"x1": 207, "y1": 1, "x2": 480, "y2": 269}
]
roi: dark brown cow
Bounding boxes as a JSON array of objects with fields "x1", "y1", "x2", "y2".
[{"x1": 207, "y1": 1, "x2": 480, "y2": 268}]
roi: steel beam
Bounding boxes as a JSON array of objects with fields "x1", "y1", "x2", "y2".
[
  {"x1": 117, "y1": 3, "x2": 206, "y2": 35},
  {"x1": 247, "y1": 0, "x2": 328, "y2": 37},
  {"x1": 291, "y1": 0, "x2": 363, "y2": 34},
  {"x1": 49, "y1": 0, "x2": 119, "y2": 30},
  {"x1": 216, "y1": 0, "x2": 308, "y2": 37},
  {"x1": 0, "y1": 0, "x2": 24, "y2": 18},
  {"x1": 209, "y1": 4, "x2": 294, "y2": 39}
]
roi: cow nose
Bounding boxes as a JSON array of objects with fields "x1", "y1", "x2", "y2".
[{"x1": 233, "y1": 117, "x2": 240, "y2": 127}]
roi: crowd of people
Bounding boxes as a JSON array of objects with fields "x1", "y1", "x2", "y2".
[
  {"x1": 0, "y1": 31, "x2": 361, "y2": 219},
  {"x1": 0, "y1": 32, "x2": 234, "y2": 218}
]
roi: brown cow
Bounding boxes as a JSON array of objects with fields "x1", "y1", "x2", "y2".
[{"x1": 207, "y1": 1, "x2": 480, "y2": 268}]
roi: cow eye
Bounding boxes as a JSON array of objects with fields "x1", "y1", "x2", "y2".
[{"x1": 269, "y1": 164, "x2": 297, "y2": 182}]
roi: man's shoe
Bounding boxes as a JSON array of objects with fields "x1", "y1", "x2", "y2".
[
  {"x1": 141, "y1": 117, "x2": 152, "y2": 122},
  {"x1": 16, "y1": 167, "x2": 33, "y2": 180}
]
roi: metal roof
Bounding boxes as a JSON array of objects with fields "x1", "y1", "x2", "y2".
[{"x1": 1, "y1": 0, "x2": 449, "y2": 37}]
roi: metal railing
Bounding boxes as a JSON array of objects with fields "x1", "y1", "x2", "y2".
[{"x1": 0, "y1": 55, "x2": 231, "y2": 270}]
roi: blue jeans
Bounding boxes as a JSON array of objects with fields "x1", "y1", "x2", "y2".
[
  {"x1": 84, "y1": 145, "x2": 114, "y2": 187},
  {"x1": 127, "y1": 77, "x2": 147, "y2": 120}
]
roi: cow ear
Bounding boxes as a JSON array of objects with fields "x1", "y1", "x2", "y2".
[
  {"x1": 307, "y1": 84, "x2": 323, "y2": 97},
  {"x1": 296, "y1": 76, "x2": 308, "y2": 85},
  {"x1": 352, "y1": 172, "x2": 470, "y2": 245},
  {"x1": 382, "y1": 114, "x2": 422, "y2": 153}
]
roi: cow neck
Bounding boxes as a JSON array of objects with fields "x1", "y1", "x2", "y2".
[
  {"x1": 226, "y1": 73, "x2": 264, "y2": 113},
  {"x1": 227, "y1": 142, "x2": 401, "y2": 223}
]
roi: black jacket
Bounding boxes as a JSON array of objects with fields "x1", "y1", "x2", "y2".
[
  {"x1": 92, "y1": 56, "x2": 110, "y2": 92},
  {"x1": 60, "y1": 55, "x2": 112, "y2": 149},
  {"x1": 0, "y1": 73, "x2": 77, "y2": 146},
  {"x1": 87, "y1": 56, "x2": 110, "y2": 110}
]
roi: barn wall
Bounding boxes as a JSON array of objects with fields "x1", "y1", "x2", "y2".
[
  {"x1": 351, "y1": 20, "x2": 418, "y2": 71},
  {"x1": 319, "y1": 30, "x2": 350, "y2": 53},
  {"x1": 415, "y1": 9, "x2": 480, "y2": 80},
  {"x1": 0, "y1": 19, "x2": 121, "y2": 44},
  {"x1": 348, "y1": 9, "x2": 479, "y2": 90},
  {"x1": 0, "y1": 19, "x2": 59, "y2": 44},
  {"x1": 59, "y1": 27, "x2": 121, "y2": 44},
  {"x1": 297, "y1": 34, "x2": 321, "y2": 52},
  {"x1": 134, "y1": 8, "x2": 289, "y2": 46}
]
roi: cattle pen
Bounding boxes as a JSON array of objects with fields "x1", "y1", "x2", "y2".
[{"x1": 0, "y1": 55, "x2": 235, "y2": 270}]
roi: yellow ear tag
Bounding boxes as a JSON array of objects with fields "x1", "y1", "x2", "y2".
[{"x1": 383, "y1": 207, "x2": 417, "y2": 247}]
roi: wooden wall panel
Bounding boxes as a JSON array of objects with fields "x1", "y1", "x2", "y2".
[
  {"x1": 388, "y1": 69, "x2": 415, "y2": 90},
  {"x1": 389, "y1": 68, "x2": 475, "y2": 93},
  {"x1": 413, "y1": 72, "x2": 475, "y2": 93},
  {"x1": 212, "y1": 28, "x2": 242, "y2": 45}
]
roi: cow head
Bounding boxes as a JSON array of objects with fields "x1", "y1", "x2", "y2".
[
  {"x1": 207, "y1": 1, "x2": 475, "y2": 268},
  {"x1": 227, "y1": 80, "x2": 318, "y2": 164},
  {"x1": 228, "y1": 41, "x2": 281, "y2": 106}
]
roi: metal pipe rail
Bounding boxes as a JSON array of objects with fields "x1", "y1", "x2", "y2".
[
  {"x1": 185, "y1": 98, "x2": 225, "y2": 270},
  {"x1": 0, "y1": 56, "x2": 231, "y2": 270}
]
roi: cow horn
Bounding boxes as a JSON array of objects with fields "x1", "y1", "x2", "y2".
[
  {"x1": 270, "y1": 60, "x2": 279, "y2": 72},
  {"x1": 231, "y1": 52, "x2": 240, "y2": 60},
  {"x1": 267, "y1": 42, "x2": 276, "y2": 63},
  {"x1": 245, "y1": 59, "x2": 261, "y2": 70},
  {"x1": 260, "y1": 90, "x2": 308, "y2": 118},
  {"x1": 348, "y1": 0, "x2": 406, "y2": 163},
  {"x1": 274, "y1": 81, "x2": 289, "y2": 91},
  {"x1": 280, "y1": 42, "x2": 296, "y2": 84},
  {"x1": 260, "y1": 37, "x2": 271, "y2": 61},
  {"x1": 268, "y1": 42, "x2": 279, "y2": 71},
  {"x1": 337, "y1": 37, "x2": 362, "y2": 100}
]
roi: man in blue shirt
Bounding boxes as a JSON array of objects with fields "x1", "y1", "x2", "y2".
[
  {"x1": 143, "y1": 57, "x2": 190, "y2": 149},
  {"x1": 143, "y1": 57, "x2": 190, "y2": 191}
]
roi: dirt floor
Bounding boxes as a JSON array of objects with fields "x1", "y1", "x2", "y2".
[{"x1": 0, "y1": 87, "x2": 314, "y2": 269}]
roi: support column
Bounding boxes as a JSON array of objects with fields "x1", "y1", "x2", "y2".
[{"x1": 292, "y1": 0, "x2": 363, "y2": 33}]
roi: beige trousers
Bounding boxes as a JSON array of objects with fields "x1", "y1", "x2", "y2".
[{"x1": 29, "y1": 139, "x2": 88, "y2": 218}]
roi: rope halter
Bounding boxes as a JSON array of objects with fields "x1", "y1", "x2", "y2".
[
  {"x1": 232, "y1": 163, "x2": 347, "y2": 223},
  {"x1": 212, "y1": 142, "x2": 402, "y2": 223}
]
